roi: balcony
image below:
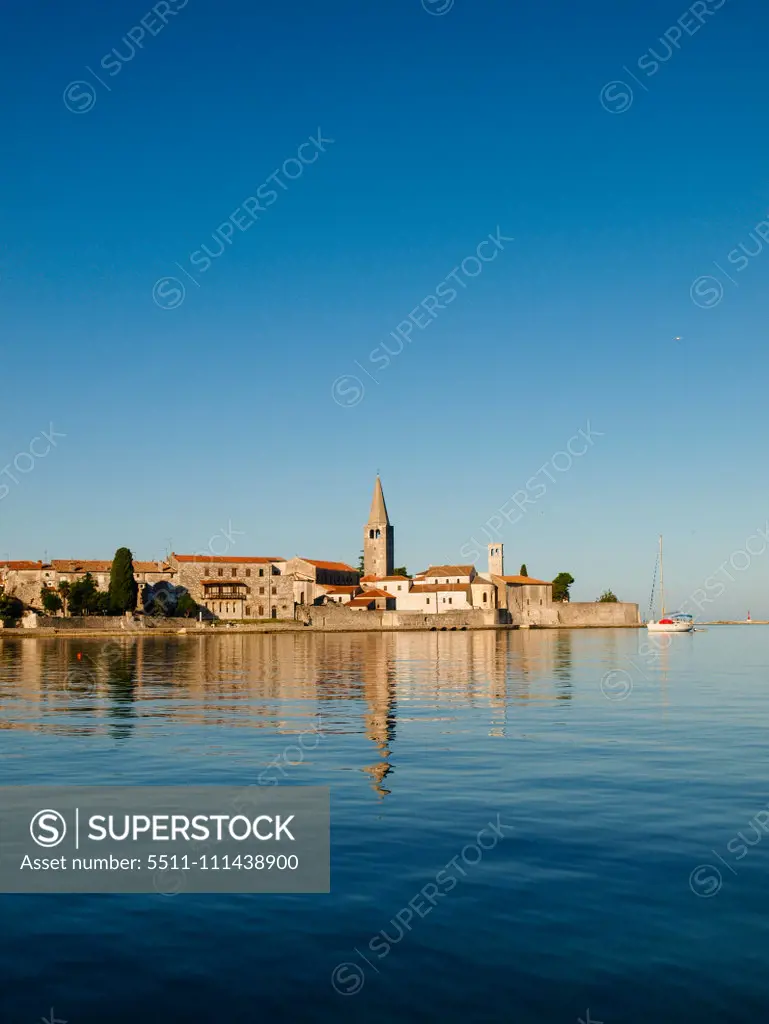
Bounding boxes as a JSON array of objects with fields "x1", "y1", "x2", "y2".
[{"x1": 202, "y1": 585, "x2": 247, "y2": 600}]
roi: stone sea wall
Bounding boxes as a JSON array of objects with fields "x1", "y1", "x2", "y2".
[
  {"x1": 304, "y1": 605, "x2": 501, "y2": 631},
  {"x1": 555, "y1": 602, "x2": 640, "y2": 627}
]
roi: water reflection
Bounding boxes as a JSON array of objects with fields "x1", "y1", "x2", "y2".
[{"x1": 0, "y1": 630, "x2": 591, "y2": 795}]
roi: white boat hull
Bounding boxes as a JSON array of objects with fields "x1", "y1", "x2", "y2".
[{"x1": 647, "y1": 620, "x2": 694, "y2": 633}]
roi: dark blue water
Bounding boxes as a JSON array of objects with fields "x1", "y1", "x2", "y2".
[{"x1": 1, "y1": 628, "x2": 768, "y2": 1023}]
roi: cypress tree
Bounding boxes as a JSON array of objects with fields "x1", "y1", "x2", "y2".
[
  {"x1": 520, "y1": 564, "x2": 528, "y2": 577},
  {"x1": 108, "y1": 547, "x2": 138, "y2": 613}
]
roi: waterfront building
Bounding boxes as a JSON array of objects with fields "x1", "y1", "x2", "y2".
[{"x1": 0, "y1": 474, "x2": 639, "y2": 626}]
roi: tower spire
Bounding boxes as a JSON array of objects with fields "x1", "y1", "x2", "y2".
[
  {"x1": 364, "y1": 475, "x2": 394, "y2": 577},
  {"x1": 369, "y1": 475, "x2": 390, "y2": 525}
]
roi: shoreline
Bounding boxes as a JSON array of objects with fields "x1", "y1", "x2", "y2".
[{"x1": 0, "y1": 623, "x2": 646, "y2": 638}]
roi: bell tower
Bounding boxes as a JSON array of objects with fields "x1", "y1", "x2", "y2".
[
  {"x1": 488, "y1": 543, "x2": 504, "y2": 577},
  {"x1": 364, "y1": 476, "x2": 394, "y2": 578}
]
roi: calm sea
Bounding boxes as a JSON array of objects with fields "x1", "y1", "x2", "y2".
[{"x1": 1, "y1": 628, "x2": 768, "y2": 1024}]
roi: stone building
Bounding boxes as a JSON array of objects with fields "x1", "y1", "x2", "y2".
[
  {"x1": 0, "y1": 558, "x2": 176, "y2": 611},
  {"x1": 166, "y1": 554, "x2": 360, "y2": 620},
  {"x1": 348, "y1": 588, "x2": 396, "y2": 611},
  {"x1": 0, "y1": 561, "x2": 45, "y2": 607},
  {"x1": 169, "y1": 554, "x2": 290, "y2": 620},
  {"x1": 485, "y1": 544, "x2": 555, "y2": 625}
]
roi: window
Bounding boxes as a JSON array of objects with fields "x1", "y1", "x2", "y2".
[
  {"x1": 231, "y1": 568, "x2": 237, "y2": 577},
  {"x1": 218, "y1": 568, "x2": 223, "y2": 577},
  {"x1": 271, "y1": 587, "x2": 276, "y2": 595},
  {"x1": 375, "y1": 529, "x2": 380, "y2": 538},
  {"x1": 246, "y1": 568, "x2": 251, "y2": 577},
  {"x1": 397, "y1": 585, "x2": 402, "y2": 591},
  {"x1": 246, "y1": 606, "x2": 250, "y2": 616},
  {"x1": 258, "y1": 605, "x2": 264, "y2": 616},
  {"x1": 483, "y1": 593, "x2": 488, "y2": 603},
  {"x1": 259, "y1": 587, "x2": 265, "y2": 595},
  {"x1": 449, "y1": 598, "x2": 453, "y2": 605},
  {"x1": 259, "y1": 568, "x2": 264, "y2": 577},
  {"x1": 369, "y1": 530, "x2": 374, "y2": 539},
  {"x1": 300, "y1": 592, "x2": 305, "y2": 604}
]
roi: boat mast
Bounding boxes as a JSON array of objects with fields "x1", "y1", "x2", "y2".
[{"x1": 659, "y1": 534, "x2": 665, "y2": 618}]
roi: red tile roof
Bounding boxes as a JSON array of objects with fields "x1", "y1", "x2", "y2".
[
  {"x1": 134, "y1": 562, "x2": 173, "y2": 573},
  {"x1": 52, "y1": 560, "x2": 112, "y2": 573},
  {"x1": 424, "y1": 565, "x2": 475, "y2": 577},
  {"x1": 347, "y1": 596, "x2": 377, "y2": 607},
  {"x1": 355, "y1": 588, "x2": 392, "y2": 599},
  {"x1": 172, "y1": 554, "x2": 282, "y2": 564},
  {"x1": 497, "y1": 575, "x2": 552, "y2": 586},
  {"x1": 0, "y1": 561, "x2": 43, "y2": 571},
  {"x1": 325, "y1": 585, "x2": 361, "y2": 595},
  {"x1": 303, "y1": 559, "x2": 358, "y2": 572}
]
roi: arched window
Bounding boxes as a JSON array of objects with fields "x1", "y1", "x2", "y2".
[
  {"x1": 369, "y1": 530, "x2": 375, "y2": 539},
  {"x1": 375, "y1": 529, "x2": 381, "y2": 539},
  {"x1": 483, "y1": 592, "x2": 487, "y2": 603}
]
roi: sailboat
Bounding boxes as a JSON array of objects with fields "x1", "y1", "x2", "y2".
[{"x1": 646, "y1": 535, "x2": 694, "y2": 633}]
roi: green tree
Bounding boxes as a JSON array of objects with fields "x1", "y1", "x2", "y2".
[
  {"x1": 520, "y1": 564, "x2": 528, "y2": 577},
  {"x1": 40, "y1": 587, "x2": 63, "y2": 614},
  {"x1": 598, "y1": 589, "x2": 618, "y2": 603},
  {"x1": 0, "y1": 594, "x2": 24, "y2": 625},
  {"x1": 176, "y1": 593, "x2": 199, "y2": 618},
  {"x1": 552, "y1": 572, "x2": 575, "y2": 602},
  {"x1": 357, "y1": 550, "x2": 364, "y2": 573},
  {"x1": 393, "y1": 566, "x2": 410, "y2": 578},
  {"x1": 108, "y1": 547, "x2": 138, "y2": 613},
  {"x1": 58, "y1": 580, "x2": 71, "y2": 615},
  {"x1": 68, "y1": 573, "x2": 101, "y2": 615}
]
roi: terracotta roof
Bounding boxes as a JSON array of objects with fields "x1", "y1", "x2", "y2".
[
  {"x1": 51, "y1": 560, "x2": 112, "y2": 573},
  {"x1": 134, "y1": 561, "x2": 173, "y2": 573},
  {"x1": 348, "y1": 596, "x2": 377, "y2": 607},
  {"x1": 355, "y1": 587, "x2": 391, "y2": 599},
  {"x1": 410, "y1": 583, "x2": 472, "y2": 594},
  {"x1": 172, "y1": 554, "x2": 282, "y2": 564},
  {"x1": 325, "y1": 585, "x2": 361, "y2": 595},
  {"x1": 496, "y1": 575, "x2": 552, "y2": 586},
  {"x1": 0, "y1": 560, "x2": 43, "y2": 570},
  {"x1": 303, "y1": 559, "x2": 358, "y2": 572},
  {"x1": 423, "y1": 565, "x2": 475, "y2": 578}
]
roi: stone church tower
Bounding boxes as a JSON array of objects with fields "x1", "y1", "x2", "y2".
[
  {"x1": 488, "y1": 543, "x2": 504, "y2": 577},
  {"x1": 364, "y1": 476, "x2": 394, "y2": 578}
]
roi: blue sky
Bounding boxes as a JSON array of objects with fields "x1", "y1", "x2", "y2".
[{"x1": 1, "y1": 0, "x2": 767, "y2": 617}]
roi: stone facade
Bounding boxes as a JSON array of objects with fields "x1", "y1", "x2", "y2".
[
  {"x1": 0, "y1": 559, "x2": 175, "y2": 612},
  {"x1": 493, "y1": 575, "x2": 555, "y2": 626},
  {"x1": 169, "y1": 554, "x2": 292, "y2": 620}
]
